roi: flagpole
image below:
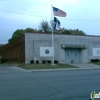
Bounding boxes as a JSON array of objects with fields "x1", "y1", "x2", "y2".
[{"x1": 51, "y1": 4, "x2": 54, "y2": 65}]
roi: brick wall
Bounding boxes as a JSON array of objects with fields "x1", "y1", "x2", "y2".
[{"x1": 1, "y1": 34, "x2": 25, "y2": 63}]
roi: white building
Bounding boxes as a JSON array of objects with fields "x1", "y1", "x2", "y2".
[{"x1": 25, "y1": 33, "x2": 100, "y2": 64}]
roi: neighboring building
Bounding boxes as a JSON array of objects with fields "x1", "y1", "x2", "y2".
[
  {"x1": 0, "y1": 44, "x2": 4, "y2": 63},
  {"x1": 1, "y1": 34, "x2": 25, "y2": 63},
  {"x1": 1, "y1": 33, "x2": 100, "y2": 64}
]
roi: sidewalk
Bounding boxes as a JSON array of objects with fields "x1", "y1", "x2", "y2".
[
  {"x1": 3, "y1": 63, "x2": 99, "y2": 72},
  {"x1": 31, "y1": 63, "x2": 100, "y2": 72},
  {"x1": 70, "y1": 63, "x2": 100, "y2": 69}
]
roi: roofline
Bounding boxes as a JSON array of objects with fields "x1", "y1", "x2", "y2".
[
  {"x1": 25, "y1": 32, "x2": 100, "y2": 37},
  {"x1": 1, "y1": 32, "x2": 100, "y2": 48}
]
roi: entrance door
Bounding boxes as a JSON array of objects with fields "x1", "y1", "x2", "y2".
[
  {"x1": 65, "y1": 49, "x2": 80, "y2": 64},
  {"x1": 74, "y1": 49, "x2": 80, "y2": 63},
  {"x1": 65, "y1": 49, "x2": 71, "y2": 63}
]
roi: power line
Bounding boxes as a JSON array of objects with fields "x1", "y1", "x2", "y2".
[
  {"x1": 0, "y1": 9, "x2": 100, "y2": 22},
  {"x1": 0, "y1": 9, "x2": 50, "y2": 18},
  {"x1": 62, "y1": 18, "x2": 100, "y2": 22}
]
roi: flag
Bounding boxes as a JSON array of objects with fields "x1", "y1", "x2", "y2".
[
  {"x1": 52, "y1": 6, "x2": 66, "y2": 17},
  {"x1": 53, "y1": 17, "x2": 61, "y2": 30}
]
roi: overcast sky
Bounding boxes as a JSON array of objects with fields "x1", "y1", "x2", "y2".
[{"x1": 0, "y1": 0, "x2": 100, "y2": 44}]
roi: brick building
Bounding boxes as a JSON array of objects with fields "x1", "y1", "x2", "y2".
[
  {"x1": 0, "y1": 44, "x2": 4, "y2": 63},
  {"x1": 0, "y1": 44, "x2": 4, "y2": 56},
  {"x1": 1, "y1": 34, "x2": 25, "y2": 63}
]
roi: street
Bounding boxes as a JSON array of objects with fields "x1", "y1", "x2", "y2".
[{"x1": 0, "y1": 64, "x2": 100, "y2": 100}]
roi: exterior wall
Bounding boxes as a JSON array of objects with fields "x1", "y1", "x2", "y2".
[
  {"x1": 33, "y1": 40, "x2": 52, "y2": 62},
  {"x1": 25, "y1": 33, "x2": 100, "y2": 64},
  {"x1": 0, "y1": 45, "x2": 4, "y2": 57},
  {"x1": 81, "y1": 49, "x2": 88, "y2": 63},
  {"x1": 1, "y1": 34, "x2": 25, "y2": 63},
  {"x1": 0, "y1": 45, "x2": 4, "y2": 63},
  {"x1": 88, "y1": 42, "x2": 100, "y2": 60},
  {"x1": 25, "y1": 33, "x2": 60, "y2": 63}
]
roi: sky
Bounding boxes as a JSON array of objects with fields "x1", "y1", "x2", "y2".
[{"x1": 0, "y1": 0, "x2": 100, "y2": 44}]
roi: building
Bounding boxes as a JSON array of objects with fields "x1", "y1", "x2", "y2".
[
  {"x1": 1, "y1": 33, "x2": 100, "y2": 64},
  {"x1": 1, "y1": 34, "x2": 25, "y2": 63},
  {"x1": 0, "y1": 44, "x2": 5, "y2": 63}
]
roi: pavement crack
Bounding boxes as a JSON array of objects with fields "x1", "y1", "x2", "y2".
[{"x1": 30, "y1": 77, "x2": 65, "y2": 96}]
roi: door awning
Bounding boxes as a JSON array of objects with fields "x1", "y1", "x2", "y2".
[{"x1": 61, "y1": 44, "x2": 86, "y2": 49}]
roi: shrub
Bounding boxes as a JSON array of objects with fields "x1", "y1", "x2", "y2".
[
  {"x1": 30, "y1": 60, "x2": 34, "y2": 64},
  {"x1": 42, "y1": 60, "x2": 46, "y2": 64},
  {"x1": 36, "y1": 60, "x2": 39, "y2": 64},
  {"x1": 47, "y1": 60, "x2": 51, "y2": 63},
  {"x1": 91, "y1": 59, "x2": 99, "y2": 62},
  {"x1": 54, "y1": 60, "x2": 58, "y2": 64},
  {"x1": 1, "y1": 59, "x2": 6, "y2": 63}
]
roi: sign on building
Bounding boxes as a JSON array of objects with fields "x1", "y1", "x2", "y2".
[
  {"x1": 93, "y1": 48, "x2": 100, "y2": 56},
  {"x1": 40, "y1": 47, "x2": 54, "y2": 57}
]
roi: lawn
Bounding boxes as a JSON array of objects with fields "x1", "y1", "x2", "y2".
[
  {"x1": 3, "y1": 62, "x2": 78, "y2": 70},
  {"x1": 17, "y1": 63, "x2": 78, "y2": 70},
  {"x1": 92, "y1": 61, "x2": 100, "y2": 65}
]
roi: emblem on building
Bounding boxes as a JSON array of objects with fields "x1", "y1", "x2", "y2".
[{"x1": 45, "y1": 49, "x2": 49, "y2": 54}]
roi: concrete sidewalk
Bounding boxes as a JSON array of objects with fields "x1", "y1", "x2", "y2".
[
  {"x1": 70, "y1": 63, "x2": 100, "y2": 69},
  {"x1": 31, "y1": 63, "x2": 100, "y2": 72}
]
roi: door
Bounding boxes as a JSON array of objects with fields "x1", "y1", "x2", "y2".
[
  {"x1": 65, "y1": 49, "x2": 71, "y2": 63},
  {"x1": 65, "y1": 49, "x2": 80, "y2": 63},
  {"x1": 74, "y1": 49, "x2": 80, "y2": 63}
]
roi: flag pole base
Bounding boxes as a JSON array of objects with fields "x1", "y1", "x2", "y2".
[{"x1": 51, "y1": 64, "x2": 56, "y2": 66}]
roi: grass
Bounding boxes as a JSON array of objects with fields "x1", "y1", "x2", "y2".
[
  {"x1": 17, "y1": 63, "x2": 78, "y2": 70},
  {"x1": 92, "y1": 61, "x2": 100, "y2": 65},
  {"x1": 2, "y1": 62, "x2": 78, "y2": 70}
]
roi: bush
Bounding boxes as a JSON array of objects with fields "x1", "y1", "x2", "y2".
[
  {"x1": 91, "y1": 59, "x2": 99, "y2": 62},
  {"x1": 54, "y1": 60, "x2": 58, "y2": 64},
  {"x1": 42, "y1": 60, "x2": 46, "y2": 64},
  {"x1": 36, "y1": 60, "x2": 39, "y2": 64},
  {"x1": 1, "y1": 59, "x2": 6, "y2": 63},
  {"x1": 30, "y1": 60, "x2": 34, "y2": 64},
  {"x1": 47, "y1": 60, "x2": 51, "y2": 63}
]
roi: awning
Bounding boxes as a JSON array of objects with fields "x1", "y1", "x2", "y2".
[{"x1": 61, "y1": 44, "x2": 86, "y2": 49}]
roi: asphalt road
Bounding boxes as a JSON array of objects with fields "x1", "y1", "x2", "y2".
[{"x1": 0, "y1": 64, "x2": 100, "y2": 100}]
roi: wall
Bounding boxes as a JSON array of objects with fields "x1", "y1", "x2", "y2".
[
  {"x1": 25, "y1": 33, "x2": 60, "y2": 63},
  {"x1": 25, "y1": 33, "x2": 100, "y2": 64},
  {"x1": 1, "y1": 34, "x2": 25, "y2": 63}
]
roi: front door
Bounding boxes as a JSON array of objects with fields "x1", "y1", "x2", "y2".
[{"x1": 65, "y1": 49, "x2": 80, "y2": 63}]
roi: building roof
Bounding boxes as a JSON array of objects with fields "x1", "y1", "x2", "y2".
[{"x1": 25, "y1": 32, "x2": 100, "y2": 37}]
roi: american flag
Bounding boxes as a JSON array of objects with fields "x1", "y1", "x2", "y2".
[{"x1": 53, "y1": 7, "x2": 66, "y2": 17}]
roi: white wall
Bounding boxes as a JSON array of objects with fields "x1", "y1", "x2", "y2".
[{"x1": 25, "y1": 33, "x2": 100, "y2": 64}]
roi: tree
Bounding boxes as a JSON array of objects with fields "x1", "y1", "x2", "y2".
[
  {"x1": 60, "y1": 28, "x2": 86, "y2": 35},
  {"x1": 38, "y1": 20, "x2": 51, "y2": 33},
  {"x1": 8, "y1": 29, "x2": 25, "y2": 42},
  {"x1": 8, "y1": 28, "x2": 36, "y2": 43},
  {"x1": 25, "y1": 28, "x2": 35, "y2": 33},
  {"x1": 59, "y1": 28, "x2": 71, "y2": 34},
  {"x1": 69, "y1": 29, "x2": 86, "y2": 35}
]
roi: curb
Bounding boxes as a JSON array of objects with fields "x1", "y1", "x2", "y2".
[{"x1": 31, "y1": 68, "x2": 100, "y2": 72}]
